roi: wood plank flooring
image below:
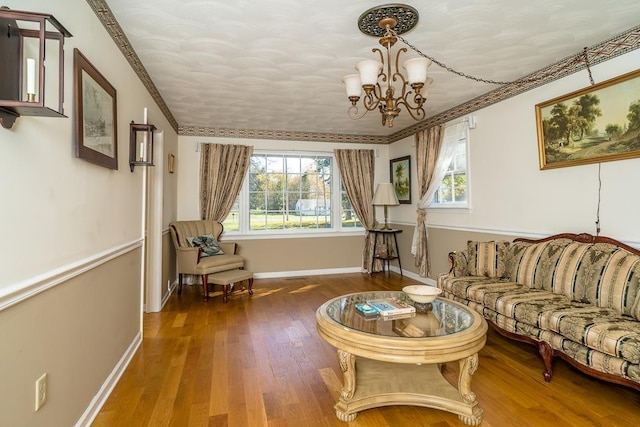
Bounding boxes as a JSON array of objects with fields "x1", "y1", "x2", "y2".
[{"x1": 92, "y1": 273, "x2": 640, "y2": 426}]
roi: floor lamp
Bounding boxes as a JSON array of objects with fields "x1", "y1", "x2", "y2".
[{"x1": 373, "y1": 183, "x2": 399, "y2": 230}]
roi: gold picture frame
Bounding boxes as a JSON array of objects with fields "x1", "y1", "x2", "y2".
[{"x1": 535, "y1": 69, "x2": 640, "y2": 170}]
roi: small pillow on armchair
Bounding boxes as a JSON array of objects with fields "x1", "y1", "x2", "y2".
[
  {"x1": 467, "y1": 240, "x2": 510, "y2": 278},
  {"x1": 187, "y1": 234, "x2": 225, "y2": 257}
]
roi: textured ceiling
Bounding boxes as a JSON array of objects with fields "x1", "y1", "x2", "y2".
[{"x1": 102, "y1": 0, "x2": 640, "y2": 138}]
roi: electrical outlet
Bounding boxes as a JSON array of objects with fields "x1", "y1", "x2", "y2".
[{"x1": 35, "y1": 373, "x2": 47, "y2": 411}]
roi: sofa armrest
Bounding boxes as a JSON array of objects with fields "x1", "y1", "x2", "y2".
[
  {"x1": 219, "y1": 241, "x2": 238, "y2": 255},
  {"x1": 448, "y1": 250, "x2": 469, "y2": 277}
]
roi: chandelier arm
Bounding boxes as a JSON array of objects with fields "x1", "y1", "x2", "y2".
[
  {"x1": 372, "y1": 48, "x2": 388, "y2": 83},
  {"x1": 390, "y1": 28, "x2": 585, "y2": 86},
  {"x1": 347, "y1": 105, "x2": 368, "y2": 120},
  {"x1": 394, "y1": 48, "x2": 407, "y2": 83},
  {"x1": 395, "y1": 98, "x2": 426, "y2": 121},
  {"x1": 362, "y1": 90, "x2": 382, "y2": 112}
]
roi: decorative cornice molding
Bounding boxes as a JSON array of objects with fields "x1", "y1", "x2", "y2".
[
  {"x1": 86, "y1": 0, "x2": 179, "y2": 132},
  {"x1": 389, "y1": 25, "x2": 640, "y2": 142},
  {"x1": 87, "y1": 1, "x2": 638, "y2": 145},
  {"x1": 178, "y1": 125, "x2": 389, "y2": 144}
]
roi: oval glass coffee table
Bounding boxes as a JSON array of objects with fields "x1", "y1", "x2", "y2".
[{"x1": 315, "y1": 291, "x2": 487, "y2": 425}]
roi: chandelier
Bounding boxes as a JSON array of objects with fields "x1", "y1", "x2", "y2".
[{"x1": 342, "y1": 5, "x2": 431, "y2": 128}]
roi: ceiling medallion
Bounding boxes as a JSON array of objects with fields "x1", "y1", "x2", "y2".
[{"x1": 357, "y1": 4, "x2": 419, "y2": 38}]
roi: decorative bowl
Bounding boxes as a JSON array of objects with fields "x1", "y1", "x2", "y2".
[{"x1": 402, "y1": 285, "x2": 442, "y2": 304}]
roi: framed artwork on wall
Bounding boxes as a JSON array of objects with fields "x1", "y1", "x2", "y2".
[
  {"x1": 390, "y1": 155, "x2": 411, "y2": 204},
  {"x1": 535, "y1": 69, "x2": 640, "y2": 170},
  {"x1": 73, "y1": 48, "x2": 118, "y2": 170}
]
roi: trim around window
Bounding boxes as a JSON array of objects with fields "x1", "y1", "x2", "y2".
[{"x1": 222, "y1": 150, "x2": 365, "y2": 236}]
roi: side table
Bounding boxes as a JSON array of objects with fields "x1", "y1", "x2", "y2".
[{"x1": 368, "y1": 228, "x2": 402, "y2": 275}]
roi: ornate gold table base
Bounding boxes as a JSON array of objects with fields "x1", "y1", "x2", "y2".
[{"x1": 335, "y1": 350, "x2": 483, "y2": 425}]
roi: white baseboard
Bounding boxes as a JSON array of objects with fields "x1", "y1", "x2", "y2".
[
  {"x1": 75, "y1": 332, "x2": 142, "y2": 427},
  {"x1": 389, "y1": 266, "x2": 437, "y2": 286},
  {"x1": 253, "y1": 266, "x2": 363, "y2": 279}
]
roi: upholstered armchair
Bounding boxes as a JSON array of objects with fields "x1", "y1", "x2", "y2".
[{"x1": 169, "y1": 220, "x2": 245, "y2": 299}]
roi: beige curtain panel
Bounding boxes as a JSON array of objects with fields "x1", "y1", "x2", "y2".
[
  {"x1": 334, "y1": 149, "x2": 381, "y2": 273},
  {"x1": 413, "y1": 125, "x2": 445, "y2": 277},
  {"x1": 199, "y1": 143, "x2": 253, "y2": 222}
]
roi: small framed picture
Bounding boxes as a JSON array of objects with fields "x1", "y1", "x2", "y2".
[
  {"x1": 73, "y1": 48, "x2": 118, "y2": 170},
  {"x1": 390, "y1": 156, "x2": 411, "y2": 204}
]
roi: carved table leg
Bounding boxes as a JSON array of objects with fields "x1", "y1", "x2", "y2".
[
  {"x1": 457, "y1": 353, "x2": 483, "y2": 426},
  {"x1": 335, "y1": 350, "x2": 358, "y2": 422},
  {"x1": 538, "y1": 341, "x2": 554, "y2": 382}
]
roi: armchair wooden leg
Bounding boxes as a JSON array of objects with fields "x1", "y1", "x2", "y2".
[
  {"x1": 248, "y1": 278, "x2": 254, "y2": 295},
  {"x1": 202, "y1": 275, "x2": 209, "y2": 301},
  {"x1": 178, "y1": 274, "x2": 184, "y2": 295}
]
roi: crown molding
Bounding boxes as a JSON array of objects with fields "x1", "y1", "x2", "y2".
[
  {"x1": 86, "y1": 0, "x2": 179, "y2": 132},
  {"x1": 178, "y1": 125, "x2": 389, "y2": 144},
  {"x1": 88, "y1": 1, "x2": 638, "y2": 145}
]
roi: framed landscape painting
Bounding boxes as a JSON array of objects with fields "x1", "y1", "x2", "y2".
[
  {"x1": 390, "y1": 156, "x2": 411, "y2": 204},
  {"x1": 535, "y1": 69, "x2": 640, "y2": 170},
  {"x1": 74, "y1": 48, "x2": 118, "y2": 170}
]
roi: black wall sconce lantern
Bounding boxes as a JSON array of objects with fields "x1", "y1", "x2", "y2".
[
  {"x1": 129, "y1": 121, "x2": 156, "y2": 172},
  {"x1": 0, "y1": 7, "x2": 72, "y2": 129}
]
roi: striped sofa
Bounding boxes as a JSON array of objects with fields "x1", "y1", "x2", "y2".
[{"x1": 438, "y1": 233, "x2": 640, "y2": 390}]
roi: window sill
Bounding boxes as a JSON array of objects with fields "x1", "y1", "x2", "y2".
[{"x1": 221, "y1": 230, "x2": 366, "y2": 240}]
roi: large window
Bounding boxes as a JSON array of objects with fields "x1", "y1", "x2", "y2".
[
  {"x1": 222, "y1": 152, "x2": 362, "y2": 233},
  {"x1": 430, "y1": 132, "x2": 469, "y2": 207}
]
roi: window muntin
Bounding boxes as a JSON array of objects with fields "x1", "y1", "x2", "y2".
[
  {"x1": 221, "y1": 152, "x2": 362, "y2": 234},
  {"x1": 430, "y1": 134, "x2": 469, "y2": 207}
]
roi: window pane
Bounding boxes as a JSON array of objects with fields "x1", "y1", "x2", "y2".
[
  {"x1": 431, "y1": 132, "x2": 469, "y2": 207},
  {"x1": 222, "y1": 197, "x2": 240, "y2": 231},
  {"x1": 247, "y1": 154, "x2": 336, "y2": 231},
  {"x1": 340, "y1": 181, "x2": 362, "y2": 228}
]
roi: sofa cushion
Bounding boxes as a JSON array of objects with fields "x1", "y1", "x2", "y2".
[
  {"x1": 541, "y1": 306, "x2": 640, "y2": 364},
  {"x1": 550, "y1": 242, "x2": 592, "y2": 296},
  {"x1": 188, "y1": 234, "x2": 225, "y2": 257},
  {"x1": 450, "y1": 251, "x2": 469, "y2": 277},
  {"x1": 194, "y1": 254, "x2": 244, "y2": 274},
  {"x1": 508, "y1": 239, "x2": 574, "y2": 288},
  {"x1": 572, "y1": 243, "x2": 640, "y2": 316},
  {"x1": 467, "y1": 241, "x2": 510, "y2": 278}
]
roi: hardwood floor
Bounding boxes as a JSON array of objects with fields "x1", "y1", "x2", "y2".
[{"x1": 92, "y1": 273, "x2": 640, "y2": 426}]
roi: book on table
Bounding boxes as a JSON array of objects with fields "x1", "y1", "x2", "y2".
[
  {"x1": 354, "y1": 302, "x2": 379, "y2": 316},
  {"x1": 366, "y1": 298, "x2": 416, "y2": 316}
]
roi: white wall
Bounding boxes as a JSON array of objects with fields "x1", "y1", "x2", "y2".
[
  {"x1": 0, "y1": 0, "x2": 176, "y2": 289},
  {"x1": 389, "y1": 50, "x2": 640, "y2": 245},
  {"x1": 0, "y1": 0, "x2": 178, "y2": 425}
]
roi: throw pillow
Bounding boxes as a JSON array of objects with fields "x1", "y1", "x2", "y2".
[
  {"x1": 187, "y1": 234, "x2": 225, "y2": 257},
  {"x1": 467, "y1": 240, "x2": 510, "y2": 278}
]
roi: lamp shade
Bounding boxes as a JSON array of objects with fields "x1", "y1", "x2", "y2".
[
  {"x1": 342, "y1": 74, "x2": 362, "y2": 97},
  {"x1": 402, "y1": 58, "x2": 431, "y2": 85},
  {"x1": 356, "y1": 59, "x2": 383, "y2": 86},
  {"x1": 372, "y1": 183, "x2": 399, "y2": 206}
]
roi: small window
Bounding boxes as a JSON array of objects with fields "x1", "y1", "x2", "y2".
[{"x1": 430, "y1": 131, "x2": 469, "y2": 207}]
